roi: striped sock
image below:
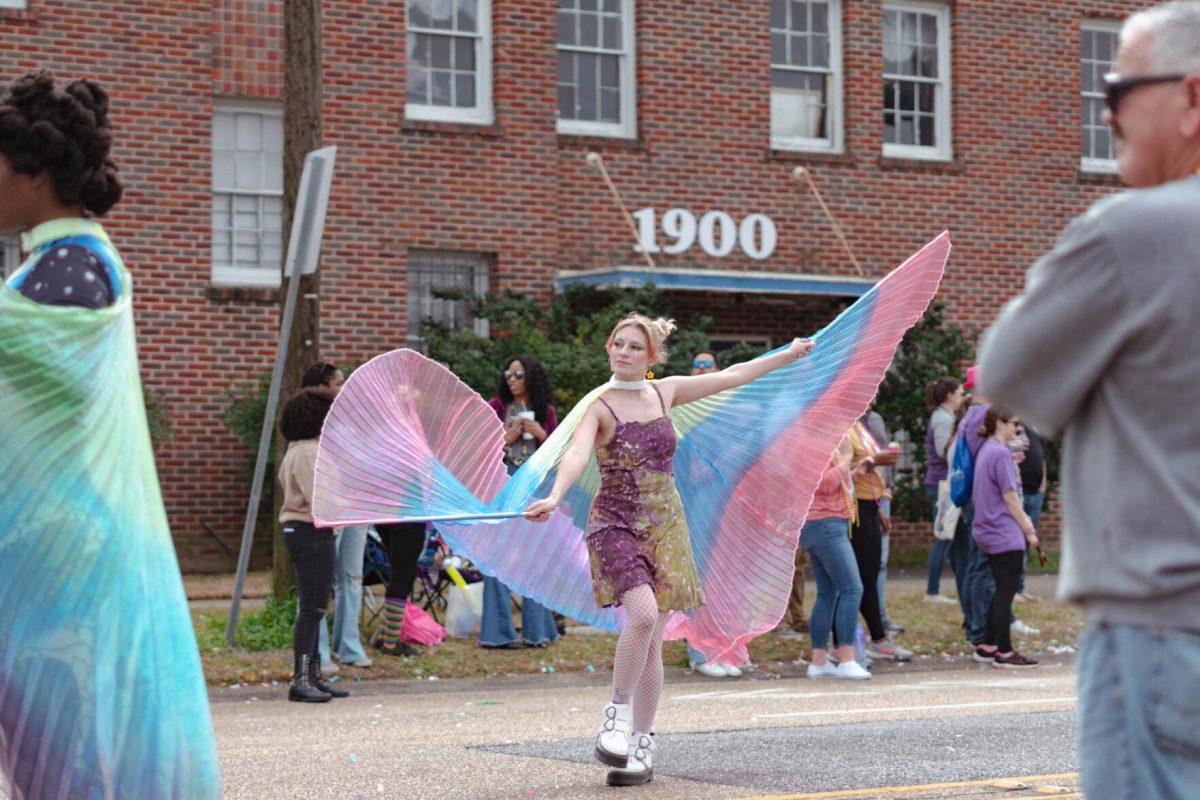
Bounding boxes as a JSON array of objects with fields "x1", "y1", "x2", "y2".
[{"x1": 377, "y1": 597, "x2": 407, "y2": 647}]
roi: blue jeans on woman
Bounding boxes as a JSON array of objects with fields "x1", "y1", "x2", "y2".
[
  {"x1": 479, "y1": 575, "x2": 560, "y2": 647},
  {"x1": 317, "y1": 524, "x2": 370, "y2": 665},
  {"x1": 801, "y1": 516, "x2": 862, "y2": 651},
  {"x1": 1078, "y1": 624, "x2": 1200, "y2": 799},
  {"x1": 924, "y1": 483, "x2": 954, "y2": 595}
]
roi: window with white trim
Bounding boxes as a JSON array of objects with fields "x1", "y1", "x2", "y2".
[
  {"x1": 211, "y1": 103, "x2": 283, "y2": 287},
  {"x1": 0, "y1": 1, "x2": 28, "y2": 9},
  {"x1": 882, "y1": 3, "x2": 952, "y2": 160},
  {"x1": 2, "y1": 236, "x2": 21, "y2": 280},
  {"x1": 406, "y1": 250, "x2": 490, "y2": 346},
  {"x1": 771, "y1": 0, "x2": 842, "y2": 152},
  {"x1": 556, "y1": 0, "x2": 636, "y2": 138},
  {"x1": 1081, "y1": 20, "x2": 1119, "y2": 172},
  {"x1": 406, "y1": 0, "x2": 494, "y2": 125}
]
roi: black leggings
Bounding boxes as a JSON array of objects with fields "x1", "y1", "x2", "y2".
[
  {"x1": 378, "y1": 522, "x2": 427, "y2": 600},
  {"x1": 850, "y1": 500, "x2": 886, "y2": 641},
  {"x1": 282, "y1": 521, "x2": 336, "y2": 663},
  {"x1": 985, "y1": 550, "x2": 1024, "y2": 652}
]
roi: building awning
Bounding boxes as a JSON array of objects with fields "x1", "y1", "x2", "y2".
[{"x1": 554, "y1": 265, "x2": 875, "y2": 297}]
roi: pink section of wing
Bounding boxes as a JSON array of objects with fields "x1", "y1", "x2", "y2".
[{"x1": 313, "y1": 349, "x2": 509, "y2": 527}]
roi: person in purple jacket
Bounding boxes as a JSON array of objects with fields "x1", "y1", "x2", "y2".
[
  {"x1": 480, "y1": 356, "x2": 562, "y2": 648},
  {"x1": 970, "y1": 406, "x2": 1039, "y2": 668}
]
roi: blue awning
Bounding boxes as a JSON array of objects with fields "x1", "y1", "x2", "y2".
[{"x1": 554, "y1": 266, "x2": 874, "y2": 297}]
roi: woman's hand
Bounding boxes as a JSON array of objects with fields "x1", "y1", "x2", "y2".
[
  {"x1": 524, "y1": 494, "x2": 560, "y2": 522},
  {"x1": 503, "y1": 418, "x2": 523, "y2": 446},
  {"x1": 788, "y1": 337, "x2": 816, "y2": 360},
  {"x1": 871, "y1": 450, "x2": 898, "y2": 467},
  {"x1": 851, "y1": 458, "x2": 875, "y2": 478},
  {"x1": 522, "y1": 418, "x2": 548, "y2": 443}
]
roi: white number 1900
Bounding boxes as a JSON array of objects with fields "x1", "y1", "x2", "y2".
[{"x1": 632, "y1": 208, "x2": 778, "y2": 261}]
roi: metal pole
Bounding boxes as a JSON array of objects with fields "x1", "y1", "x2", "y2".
[{"x1": 226, "y1": 267, "x2": 302, "y2": 646}]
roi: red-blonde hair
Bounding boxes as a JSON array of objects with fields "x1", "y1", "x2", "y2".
[{"x1": 606, "y1": 312, "x2": 677, "y2": 367}]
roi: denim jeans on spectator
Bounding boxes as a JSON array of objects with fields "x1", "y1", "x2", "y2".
[
  {"x1": 479, "y1": 573, "x2": 560, "y2": 647},
  {"x1": 1017, "y1": 491, "x2": 1044, "y2": 595},
  {"x1": 963, "y1": 533, "x2": 995, "y2": 645},
  {"x1": 1078, "y1": 624, "x2": 1200, "y2": 799},
  {"x1": 947, "y1": 507, "x2": 973, "y2": 621},
  {"x1": 316, "y1": 525, "x2": 370, "y2": 665},
  {"x1": 925, "y1": 483, "x2": 954, "y2": 596},
  {"x1": 801, "y1": 516, "x2": 863, "y2": 651}
]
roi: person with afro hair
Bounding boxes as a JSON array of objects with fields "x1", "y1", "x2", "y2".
[{"x1": 1, "y1": 69, "x2": 124, "y2": 309}]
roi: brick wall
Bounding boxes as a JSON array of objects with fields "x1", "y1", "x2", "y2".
[{"x1": 1, "y1": 0, "x2": 1146, "y2": 569}]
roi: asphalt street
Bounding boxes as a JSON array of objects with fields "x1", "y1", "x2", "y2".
[{"x1": 209, "y1": 661, "x2": 1082, "y2": 800}]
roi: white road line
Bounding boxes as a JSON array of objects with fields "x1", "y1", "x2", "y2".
[{"x1": 751, "y1": 695, "x2": 1076, "y2": 721}]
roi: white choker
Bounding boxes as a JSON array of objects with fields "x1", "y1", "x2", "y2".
[{"x1": 607, "y1": 376, "x2": 646, "y2": 391}]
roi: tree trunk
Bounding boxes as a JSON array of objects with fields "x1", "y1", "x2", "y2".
[{"x1": 272, "y1": 0, "x2": 323, "y2": 600}]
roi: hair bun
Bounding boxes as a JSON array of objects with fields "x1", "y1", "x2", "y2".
[
  {"x1": 651, "y1": 317, "x2": 677, "y2": 339},
  {"x1": 66, "y1": 78, "x2": 111, "y2": 124}
]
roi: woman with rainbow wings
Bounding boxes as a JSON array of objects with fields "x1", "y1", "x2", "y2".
[{"x1": 312, "y1": 232, "x2": 950, "y2": 786}]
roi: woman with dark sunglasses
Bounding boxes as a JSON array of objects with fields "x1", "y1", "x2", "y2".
[{"x1": 479, "y1": 355, "x2": 561, "y2": 648}]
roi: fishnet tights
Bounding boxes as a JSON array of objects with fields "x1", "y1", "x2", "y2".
[{"x1": 610, "y1": 584, "x2": 669, "y2": 735}]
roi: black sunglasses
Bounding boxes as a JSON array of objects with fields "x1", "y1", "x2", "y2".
[
  {"x1": 504, "y1": 369, "x2": 525, "y2": 380},
  {"x1": 1103, "y1": 72, "x2": 1186, "y2": 115}
]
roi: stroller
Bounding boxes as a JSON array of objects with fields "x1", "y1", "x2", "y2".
[{"x1": 362, "y1": 527, "x2": 481, "y2": 627}]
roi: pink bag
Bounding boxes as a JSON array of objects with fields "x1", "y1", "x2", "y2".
[{"x1": 401, "y1": 601, "x2": 446, "y2": 646}]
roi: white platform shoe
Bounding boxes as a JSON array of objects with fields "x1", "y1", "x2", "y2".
[
  {"x1": 594, "y1": 702, "x2": 632, "y2": 767},
  {"x1": 606, "y1": 733, "x2": 655, "y2": 786}
]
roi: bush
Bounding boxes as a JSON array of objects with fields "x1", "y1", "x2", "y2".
[
  {"x1": 197, "y1": 592, "x2": 298, "y2": 653},
  {"x1": 143, "y1": 388, "x2": 174, "y2": 452}
]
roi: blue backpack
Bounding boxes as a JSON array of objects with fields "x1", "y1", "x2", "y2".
[{"x1": 948, "y1": 432, "x2": 975, "y2": 508}]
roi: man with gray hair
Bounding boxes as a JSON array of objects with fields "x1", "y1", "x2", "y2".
[{"x1": 978, "y1": 2, "x2": 1200, "y2": 797}]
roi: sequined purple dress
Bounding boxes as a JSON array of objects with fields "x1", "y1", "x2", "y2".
[{"x1": 585, "y1": 385, "x2": 705, "y2": 612}]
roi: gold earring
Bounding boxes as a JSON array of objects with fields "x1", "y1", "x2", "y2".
[{"x1": 646, "y1": 370, "x2": 654, "y2": 380}]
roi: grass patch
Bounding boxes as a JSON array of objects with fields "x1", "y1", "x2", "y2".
[{"x1": 195, "y1": 583, "x2": 1084, "y2": 686}]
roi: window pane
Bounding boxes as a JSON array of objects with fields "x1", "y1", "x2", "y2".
[
  {"x1": 918, "y1": 114, "x2": 934, "y2": 146},
  {"x1": 790, "y1": 0, "x2": 808, "y2": 31},
  {"x1": 812, "y1": 33, "x2": 829, "y2": 67},
  {"x1": 408, "y1": 62, "x2": 430, "y2": 104},
  {"x1": 454, "y1": 37, "x2": 475, "y2": 71},
  {"x1": 602, "y1": 15, "x2": 621, "y2": 49},
  {"x1": 790, "y1": 33, "x2": 808, "y2": 66},
  {"x1": 578, "y1": 52, "x2": 598, "y2": 119},
  {"x1": 557, "y1": 10, "x2": 576, "y2": 45},
  {"x1": 430, "y1": 35, "x2": 451, "y2": 68},
  {"x1": 263, "y1": 152, "x2": 283, "y2": 192},
  {"x1": 580, "y1": 11, "x2": 598, "y2": 47},
  {"x1": 812, "y1": 2, "x2": 828, "y2": 33},
  {"x1": 771, "y1": 70, "x2": 828, "y2": 140},
  {"x1": 883, "y1": 109, "x2": 897, "y2": 143},
  {"x1": 918, "y1": 82, "x2": 935, "y2": 114},
  {"x1": 213, "y1": 113, "x2": 236, "y2": 149},
  {"x1": 771, "y1": 0, "x2": 786, "y2": 28},
  {"x1": 917, "y1": 44, "x2": 937, "y2": 78},
  {"x1": 236, "y1": 151, "x2": 262, "y2": 190},
  {"x1": 557, "y1": 49, "x2": 576, "y2": 84},
  {"x1": 602, "y1": 0, "x2": 619, "y2": 12},
  {"x1": 557, "y1": 84, "x2": 575, "y2": 119},
  {"x1": 235, "y1": 230, "x2": 259, "y2": 266},
  {"x1": 408, "y1": 0, "x2": 430, "y2": 28},
  {"x1": 235, "y1": 113, "x2": 261, "y2": 149},
  {"x1": 600, "y1": 53, "x2": 619, "y2": 87},
  {"x1": 455, "y1": 0, "x2": 477, "y2": 32},
  {"x1": 771, "y1": 32, "x2": 786, "y2": 64},
  {"x1": 920, "y1": 13, "x2": 936, "y2": 45},
  {"x1": 213, "y1": 155, "x2": 236, "y2": 189},
  {"x1": 263, "y1": 116, "x2": 283, "y2": 152},
  {"x1": 1082, "y1": 29, "x2": 1094, "y2": 60},
  {"x1": 427, "y1": 0, "x2": 454, "y2": 30},
  {"x1": 580, "y1": 0, "x2": 597, "y2": 10},
  {"x1": 454, "y1": 74, "x2": 476, "y2": 107},
  {"x1": 600, "y1": 86, "x2": 619, "y2": 122},
  {"x1": 898, "y1": 115, "x2": 915, "y2": 144},
  {"x1": 431, "y1": 71, "x2": 452, "y2": 105}
]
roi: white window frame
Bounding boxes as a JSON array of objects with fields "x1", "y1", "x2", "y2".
[
  {"x1": 1080, "y1": 19, "x2": 1121, "y2": 174},
  {"x1": 405, "y1": 0, "x2": 494, "y2": 125},
  {"x1": 0, "y1": 1, "x2": 28, "y2": 9},
  {"x1": 210, "y1": 100, "x2": 284, "y2": 288},
  {"x1": 770, "y1": 0, "x2": 844, "y2": 153},
  {"x1": 556, "y1": 0, "x2": 637, "y2": 139},
  {"x1": 881, "y1": 1, "x2": 952, "y2": 162}
]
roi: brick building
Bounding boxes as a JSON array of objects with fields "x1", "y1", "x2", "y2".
[{"x1": 1, "y1": 0, "x2": 1144, "y2": 570}]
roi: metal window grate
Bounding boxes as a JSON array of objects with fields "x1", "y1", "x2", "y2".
[{"x1": 406, "y1": 250, "x2": 490, "y2": 345}]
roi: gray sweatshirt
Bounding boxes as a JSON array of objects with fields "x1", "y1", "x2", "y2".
[{"x1": 978, "y1": 175, "x2": 1200, "y2": 632}]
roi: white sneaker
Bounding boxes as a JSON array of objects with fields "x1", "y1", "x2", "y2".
[
  {"x1": 691, "y1": 662, "x2": 728, "y2": 678},
  {"x1": 606, "y1": 733, "x2": 654, "y2": 786},
  {"x1": 342, "y1": 656, "x2": 373, "y2": 668},
  {"x1": 830, "y1": 660, "x2": 872, "y2": 680},
  {"x1": 320, "y1": 660, "x2": 340, "y2": 675},
  {"x1": 806, "y1": 661, "x2": 835, "y2": 679},
  {"x1": 594, "y1": 703, "x2": 631, "y2": 768},
  {"x1": 1011, "y1": 620, "x2": 1041, "y2": 637},
  {"x1": 924, "y1": 594, "x2": 957, "y2": 605},
  {"x1": 721, "y1": 664, "x2": 744, "y2": 678}
]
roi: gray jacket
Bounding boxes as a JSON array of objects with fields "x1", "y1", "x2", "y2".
[{"x1": 979, "y1": 175, "x2": 1200, "y2": 632}]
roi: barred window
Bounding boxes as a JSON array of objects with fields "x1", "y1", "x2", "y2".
[
  {"x1": 406, "y1": 250, "x2": 490, "y2": 345},
  {"x1": 882, "y1": 3, "x2": 952, "y2": 160},
  {"x1": 1081, "y1": 21, "x2": 1119, "y2": 171},
  {"x1": 771, "y1": 0, "x2": 842, "y2": 151},
  {"x1": 556, "y1": 0, "x2": 636, "y2": 138},
  {"x1": 211, "y1": 103, "x2": 284, "y2": 286},
  {"x1": 406, "y1": 0, "x2": 494, "y2": 124}
]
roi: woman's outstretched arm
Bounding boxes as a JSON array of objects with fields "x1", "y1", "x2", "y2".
[
  {"x1": 659, "y1": 337, "x2": 814, "y2": 408},
  {"x1": 524, "y1": 405, "x2": 601, "y2": 521}
]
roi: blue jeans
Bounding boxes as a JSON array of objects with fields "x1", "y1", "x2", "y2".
[
  {"x1": 963, "y1": 533, "x2": 994, "y2": 645},
  {"x1": 317, "y1": 525, "x2": 370, "y2": 664},
  {"x1": 1079, "y1": 624, "x2": 1200, "y2": 799},
  {"x1": 1017, "y1": 491, "x2": 1044, "y2": 594},
  {"x1": 801, "y1": 516, "x2": 862, "y2": 651},
  {"x1": 925, "y1": 483, "x2": 953, "y2": 595},
  {"x1": 479, "y1": 573, "x2": 560, "y2": 647}
]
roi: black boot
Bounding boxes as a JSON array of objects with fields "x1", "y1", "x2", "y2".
[
  {"x1": 288, "y1": 653, "x2": 332, "y2": 703},
  {"x1": 309, "y1": 650, "x2": 349, "y2": 698}
]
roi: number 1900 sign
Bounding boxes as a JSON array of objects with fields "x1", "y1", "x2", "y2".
[{"x1": 632, "y1": 208, "x2": 778, "y2": 261}]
